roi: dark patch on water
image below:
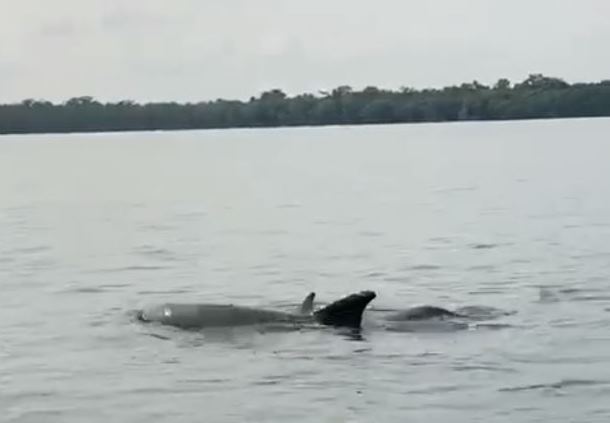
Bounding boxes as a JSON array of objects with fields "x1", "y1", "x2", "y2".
[
  {"x1": 97, "y1": 282, "x2": 130, "y2": 289},
  {"x1": 65, "y1": 287, "x2": 106, "y2": 294},
  {"x1": 252, "y1": 374, "x2": 292, "y2": 386},
  {"x1": 406, "y1": 384, "x2": 461, "y2": 395},
  {"x1": 88, "y1": 265, "x2": 173, "y2": 274},
  {"x1": 364, "y1": 271, "x2": 386, "y2": 278},
  {"x1": 471, "y1": 243, "x2": 498, "y2": 250},
  {"x1": 571, "y1": 295, "x2": 610, "y2": 302},
  {"x1": 145, "y1": 333, "x2": 172, "y2": 341},
  {"x1": 472, "y1": 323, "x2": 514, "y2": 330},
  {"x1": 499, "y1": 379, "x2": 609, "y2": 393},
  {"x1": 136, "y1": 289, "x2": 193, "y2": 295}
]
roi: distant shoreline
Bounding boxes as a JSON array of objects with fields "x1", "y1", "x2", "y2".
[
  {"x1": 2, "y1": 74, "x2": 610, "y2": 136},
  {"x1": 1, "y1": 115, "x2": 609, "y2": 138}
]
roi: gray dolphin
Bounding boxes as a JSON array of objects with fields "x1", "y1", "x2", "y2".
[
  {"x1": 136, "y1": 290, "x2": 375, "y2": 330},
  {"x1": 384, "y1": 305, "x2": 463, "y2": 321},
  {"x1": 298, "y1": 292, "x2": 315, "y2": 315}
]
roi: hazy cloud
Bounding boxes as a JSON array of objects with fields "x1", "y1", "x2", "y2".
[{"x1": 1, "y1": 0, "x2": 609, "y2": 103}]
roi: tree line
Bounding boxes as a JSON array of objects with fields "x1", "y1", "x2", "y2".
[{"x1": 2, "y1": 74, "x2": 610, "y2": 134}]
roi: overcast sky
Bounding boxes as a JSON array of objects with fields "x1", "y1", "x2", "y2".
[{"x1": 1, "y1": 0, "x2": 609, "y2": 103}]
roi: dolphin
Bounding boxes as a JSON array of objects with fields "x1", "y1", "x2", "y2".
[
  {"x1": 136, "y1": 290, "x2": 375, "y2": 330},
  {"x1": 381, "y1": 304, "x2": 514, "y2": 322},
  {"x1": 383, "y1": 305, "x2": 464, "y2": 321}
]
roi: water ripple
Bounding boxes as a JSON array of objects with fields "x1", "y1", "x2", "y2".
[
  {"x1": 499, "y1": 379, "x2": 610, "y2": 393},
  {"x1": 87, "y1": 265, "x2": 173, "y2": 273}
]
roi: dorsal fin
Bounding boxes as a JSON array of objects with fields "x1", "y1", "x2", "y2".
[
  {"x1": 313, "y1": 290, "x2": 376, "y2": 328},
  {"x1": 299, "y1": 292, "x2": 315, "y2": 314}
]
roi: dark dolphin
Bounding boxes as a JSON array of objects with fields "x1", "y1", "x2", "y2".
[{"x1": 136, "y1": 290, "x2": 376, "y2": 330}]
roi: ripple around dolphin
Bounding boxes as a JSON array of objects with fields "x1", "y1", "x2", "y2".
[
  {"x1": 382, "y1": 320, "x2": 471, "y2": 333},
  {"x1": 455, "y1": 305, "x2": 517, "y2": 320}
]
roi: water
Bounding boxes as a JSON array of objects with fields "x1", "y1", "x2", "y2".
[{"x1": 1, "y1": 118, "x2": 610, "y2": 422}]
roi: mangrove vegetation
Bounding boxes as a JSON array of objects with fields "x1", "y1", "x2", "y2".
[{"x1": 1, "y1": 74, "x2": 610, "y2": 134}]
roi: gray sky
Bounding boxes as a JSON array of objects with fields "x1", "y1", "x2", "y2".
[{"x1": 1, "y1": 0, "x2": 609, "y2": 103}]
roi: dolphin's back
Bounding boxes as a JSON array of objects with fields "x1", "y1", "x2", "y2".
[
  {"x1": 385, "y1": 305, "x2": 460, "y2": 321},
  {"x1": 139, "y1": 303, "x2": 295, "y2": 328},
  {"x1": 137, "y1": 290, "x2": 376, "y2": 330}
]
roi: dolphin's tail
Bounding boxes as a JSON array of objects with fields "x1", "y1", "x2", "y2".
[{"x1": 313, "y1": 290, "x2": 376, "y2": 328}]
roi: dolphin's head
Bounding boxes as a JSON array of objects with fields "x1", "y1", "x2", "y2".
[{"x1": 136, "y1": 304, "x2": 173, "y2": 323}]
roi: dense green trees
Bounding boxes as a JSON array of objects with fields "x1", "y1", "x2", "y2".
[{"x1": 1, "y1": 74, "x2": 610, "y2": 134}]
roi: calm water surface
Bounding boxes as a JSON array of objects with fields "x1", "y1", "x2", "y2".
[{"x1": 2, "y1": 118, "x2": 610, "y2": 422}]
